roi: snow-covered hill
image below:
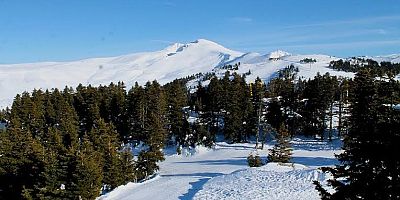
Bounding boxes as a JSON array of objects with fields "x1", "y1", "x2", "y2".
[
  {"x1": 0, "y1": 39, "x2": 242, "y2": 108},
  {"x1": 0, "y1": 39, "x2": 398, "y2": 108}
]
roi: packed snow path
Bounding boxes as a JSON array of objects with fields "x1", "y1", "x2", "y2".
[{"x1": 98, "y1": 138, "x2": 341, "y2": 200}]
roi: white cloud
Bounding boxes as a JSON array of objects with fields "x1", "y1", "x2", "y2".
[
  {"x1": 149, "y1": 39, "x2": 175, "y2": 44},
  {"x1": 281, "y1": 15, "x2": 400, "y2": 29},
  {"x1": 276, "y1": 39, "x2": 400, "y2": 49},
  {"x1": 230, "y1": 17, "x2": 253, "y2": 23}
]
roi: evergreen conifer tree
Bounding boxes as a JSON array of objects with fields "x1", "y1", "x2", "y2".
[
  {"x1": 268, "y1": 124, "x2": 292, "y2": 163},
  {"x1": 315, "y1": 69, "x2": 400, "y2": 199},
  {"x1": 0, "y1": 118, "x2": 45, "y2": 199},
  {"x1": 70, "y1": 136, "x2": 103, "y2": 200},
  {"x1": 127, "y1": 82, "x2": 146, "y2": 143},
  {"x1": 164, "y1": 79, "x2": 188, "y2": 146}
]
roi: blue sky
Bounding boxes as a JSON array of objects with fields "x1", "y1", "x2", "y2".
[{"x1": 0, "y1": 0, "x2": 399, "y2": 63}]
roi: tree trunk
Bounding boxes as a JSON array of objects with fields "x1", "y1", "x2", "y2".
[
  {"x1": 338, "y1": 93, "x2": 342, "y2": 138},
  {"x1": 329, "y1": 101, "x2": 333, "y2": 141},
  {"x1": 255, "y1": 106, "x2": 261, "y2": 149}
]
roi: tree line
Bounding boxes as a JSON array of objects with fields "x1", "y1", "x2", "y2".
[{"x1": 329, "y1": 58, "x2": 400, "y2": 77}]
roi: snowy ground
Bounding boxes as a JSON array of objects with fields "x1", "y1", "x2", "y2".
[
  {"x1": 193, "y1": 163, "x2": 326, "y2": 200},
  {"x1": 98, "y1": 137, "x2": 342, "y2": 200}
]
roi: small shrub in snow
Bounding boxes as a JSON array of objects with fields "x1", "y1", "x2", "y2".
[
  {"x1": 247, "y1": 154, "x2": 263, "y2": 167},
  {"x1": 176, "y1": 146, "x2": 182, "y2": 155}
]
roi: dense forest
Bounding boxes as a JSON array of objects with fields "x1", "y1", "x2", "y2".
[
  {"x1": 1, "y1": 61, "x2": 400, "y2": 199},
  {"x1": 329, "y1": 58, "x2": 400, "y2": 76}
]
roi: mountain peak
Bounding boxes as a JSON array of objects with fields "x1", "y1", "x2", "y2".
[
  {"x1": 189, "y1": 39, "x2": 231, "y2": 50},
  {"x1": 163, "y1": 42, "x2": 186, "y2": 52},
  {"x1": 161, "y1": 39, "x2": 242, "y2": 57},
  {"x1": 191, "y1": 38, "x2": 218, "y2": 44}
]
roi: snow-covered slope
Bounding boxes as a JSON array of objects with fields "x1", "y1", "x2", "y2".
[
  {"x1": 1, "y1": 39, "x2": 397, "y2": 108},
  {"x1": 193, "y1": 163, "x2": 327, "y2": 200},
  {"x1": 0, "y1": 39, "x2": 242, "y2": 108},
  {"x1": 364, "y1": 54, "x2": 400, "y2": 63},
  {"x1": 230, "y1": 53, "x2": 353, "y2": 83}
]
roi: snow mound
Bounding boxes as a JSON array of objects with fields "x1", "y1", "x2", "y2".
[
  {"x1": 193, "y1": 162, "x2": 326, "y2": 200},
  {"x1": 176, "y1": 145, "x2": 213, "y2": 157},
  {"x1": 268, "y1": 50, "x2": 291, "y2": 60}
]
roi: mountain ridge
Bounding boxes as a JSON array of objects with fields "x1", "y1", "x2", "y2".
[{"x1": 0, "y1": 39, "x2": 399, "y2": 108}]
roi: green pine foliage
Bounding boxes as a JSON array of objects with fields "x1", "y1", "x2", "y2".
[
  {"x1": 126, "y1": 82, "x2": 146, "y2": 142},
  {"x1": 71, "y1": 137, "x2": 103, "y2": 200},
  {"x1": 0, "y1": 118, "x2": 45, "y2": 199},
  {"x1": 247, "y1": 153, "x2": 263, "y2": 167},
  {"x1": 314, "y1": 69, "x2": 400, "y2": 199},
  {"x1": 0, "y1": 86, "x2": 137, "y2": 199},
  {"x1": 194, "y1": 122, "x2": 214, "y2": 148},
  {"x1": 268, "y1": 124, "x2": 292, "y2": 163},
  {"x1": 224, "y1": 73, "x2": 252, "y2": 143},
  {"x1": 135, "y1": 150, "x2": 162, "y2": 181},
  {"x1": 164, "y1": 79, "x2": 188, "y2": 147}
]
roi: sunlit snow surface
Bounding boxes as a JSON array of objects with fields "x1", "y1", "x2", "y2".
[{"x1": 98, "y1": 137, "x2": 342, "y2": 200}]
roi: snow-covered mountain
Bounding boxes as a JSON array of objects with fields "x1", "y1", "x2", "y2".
[
  {"x1": 0, "y1": 39, "x2": 398, "y2": 108},
  {"x1": 0, "y1": 39, "x2": 241, "y2": 108}
]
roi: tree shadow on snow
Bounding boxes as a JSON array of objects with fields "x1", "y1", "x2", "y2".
[
  {"x1": 162, "y1": 173, "x2": 224, "y2": 200},
  {"x1": 174, "y1": 158, "x2": 247, "y2": 166},
  {"x1": 290, "y1": 137, "x2": 343, "y2": 151},
  {"x1": 217, "y1": 143, "x2": 256, "y2": 150},
  {"x1": 292, "y1": 156, "x2": 339, "y2": 167}
]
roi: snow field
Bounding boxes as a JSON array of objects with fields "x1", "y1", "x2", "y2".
[
  {"x1": 98, "y1": 138, "x2": 342, "y2": 200},
  {"x1": 193, "y1": 163, "x2": 326, "y2": 200}
]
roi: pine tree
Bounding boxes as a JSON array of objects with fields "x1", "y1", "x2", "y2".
[
  {"x1": 194, "y1": 122, "x2": 214, "y2": 148},
  {"x1": 224, "y1": 73, "x2": 246, "y2": 143},
  {"x1": 134, "y1": 81, "x2": 167, "y2": 180},
  {"x1": 302, "y1": 73, "x2": 337, "y2": 139},
  {"x1": 70, "y1": 136, "x2": 103, "y2": 200},
  {"x1": 267, "y1": 124, "x2": 292, "y2": 163},
  {"x1": 241, "y1": 75, "x2": 256, "y2": 142},
  {"x1": 34, "y1": 127, "x2": 69, "y2": 199},
  {"x1": 88, "y1": 119, "x2": 122, "y2": 191},
  {"x1": 315, "y1": 69, "x2": 400, "y2": 199},
  {"x1": 0, "y1": 118, "x2": 45, "y2": 199},
  {"x1": 266, "y1": 98, "x2": 284, "y2": 130},
  {"x1": 336, "y1": 78, "x2": 350, "y2": 138},
  {"x1": 164, "y1": 79, "x2": 188, "y2": 146},
  {"x1": 252, "y1": 77, "x2": 265, "y2": 148},
  {"x1": 119, "y1": 149, "x2": 136, "y2": 184},
  {"x1": 99, "y1": 82, "x2": 128, "y2": 141},
  {"x1": 206, "y1": 76, "x2": 224, "y2": 137},
  {"x1": 135, "y1": 150, "x2": 160, "y2": 181},
  {"x1": 126, "y1": 82, "x2": 146, "y2": 143},
  {"x1": 74, "y1": 85, "x2": 101, "y2": 136}
]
